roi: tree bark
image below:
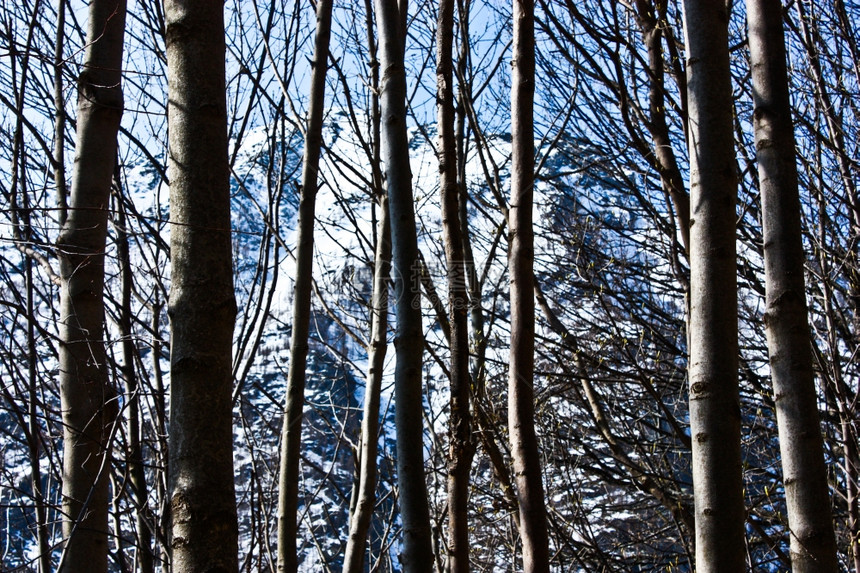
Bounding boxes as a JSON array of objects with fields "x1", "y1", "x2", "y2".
[
  {"x1": 276, "y1": 2, "x2": 333, "y2": 571},
  {"x1": 437, "y1": 1, "x2": 476, "y2": 571},
  {"x1": 681, "y1": 1, "x2": 746, "y2": 570},
  {"x1": 747, "y1": 1, "x2": 839, "y2": 570},
  {"x1": 163, "y1": 1, "x2": 239, "y2": 571},
  {"x1": 56, "y1": 2, "x2": 126, "y2": 571},
  {"x1": 374, "y1": 0, "x2": 435, "y2": 570},
  {"x1": 509, "y1": 1, "x2": 549, "y2": 571}
]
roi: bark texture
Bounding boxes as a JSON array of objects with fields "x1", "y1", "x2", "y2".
[
  {"x1": 374, "y1": 0, "x2": 435, "y2": 570},
  {"x1": 682, "y1": 0, "x2": 745, "y2": 570},
  {"x1": 164, "y1": 1, "x2": 239, "y2": 571},
  {"x1": 748, "y1": 1, "x2": 839, "y2": 570},
  {"x1": 509, "y1": 1, "x2": 550, "y2": 571},
  {"x1": 56, "y1": 1, "x2": 126, "y2": 570},
  {"x1": 276, "y1": 2, "x2": 333, "y2": 571}
]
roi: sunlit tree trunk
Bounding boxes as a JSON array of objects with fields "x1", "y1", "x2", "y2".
[
  {"x1": 509, "y1": 1, "x2": 549, "y2": 571},
  {"x1": 163, "y1": 1, "x2": 238, "y2": 570},
  {"x1": 747, "y1": 1, "x2": 839, "y2": 570},
  {"x1": 374, "y1": 0, "x2": 434, "y2": 570},
  {"x1": 55, "y1": 1, "x2": 126, "y2": 570},
  {"x1": 681, "y1": 0, "x2": 745, "y2": 570},
  {"x1": 276, "y1": 2, "x2": 333, "y2": 571},
  {"x1": 438, "y1": 1, "x2": 475, "y2": 570}
]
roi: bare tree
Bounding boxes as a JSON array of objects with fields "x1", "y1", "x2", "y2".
[
  {"x1": 342, "y1": 3, "x2": 391, "y2": 570},
  {"x1": 55, "y1": 1, "x2": 126, "y2": 571},
  {"x1": 343, "y1": 191, "x2": 391, "y2": 573},
  {"x1": 682, "y1": 0, "x2": 745, "y2": 569},
  {"x1": 112, "y1": 173, "x2": 155, "y2": 573},
  {"x1": 374, "y1": 0, "x2": 434, "y2": 569},
  {"x1": 437, "y1": 1, "x2": 476, "y2": 571},
  {"x1": 747, "y1": 0, "x2": 839, "y2": 570},
  {"x1": 163, "y1": 0, "x2": 238, "y2": 570},
  {"x1": 276, "y1": 1, "x2": 333, "y2": 571},
  {"x1": 509, "y1": 0, "x2": 549, "y2": 571},
  {"x1": 788, "y1": 2, "x2": 860, "y2": 568}
]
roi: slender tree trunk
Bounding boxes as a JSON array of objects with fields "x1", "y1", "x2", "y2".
[
  {"x1": 163, "y1": 1, "x2": 239, "y2": 571},
  {"x1": 30, "y1": 8, "x2": 66, "y2": 567},
  {"x1": 56, "y1": 1, "x2": 126, "y2": 571},
  {"x1": 53, "y1": 0, "x2": 68, "y2": 227},
  {"x1": 276, "y1": 2, "x2": 333, "y2": 571},
  {"x1": 794, "y1": 0, "x2": 859, "y2": 233},
  {"x1": 114, "y1": 180, "x2": 155, "y2": 573},
  {"x1": 437, "y1": 1, "x2": 475, "y2": 571},
  {"x1": 842, "y1": 421, "x2": 860, "y2": 573},
  {"x1": 454, "y1": 0, "x2": 486, "y2": 399},
  {"x1": 343, "y1": 4, "x2": 388, "y2": 569},
  {"x1": 681, "y1": 1, "x2": 745, "y2": 570},
  {"x1": 633, "y1": 0, "x2": 691, "y2": 254},
  {"x1": 809, "y1": 161, "x2": 856, "y2": 573},
  {"x1": 26, "y1": 253, "x2": 51, "y2": 573},
  {"x1": 150, "y1": 295, "x2": 171, "y2": 569},
  {"x1": 747, "y1": 1, "x2": 839, "y2": 570},
  {"x1": 374, "y1": 1, "x2": 434, "y2": 570},
  {"x1": 509, "y1": 1, "x2": 549, "y2": 571},
  {"x1": 343, "y1": 195, "x2": 391, "y2": 573}
]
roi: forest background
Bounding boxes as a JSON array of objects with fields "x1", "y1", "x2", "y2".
[{"x1": 0, "y1": 0, "x2": 858, "y2": 571}]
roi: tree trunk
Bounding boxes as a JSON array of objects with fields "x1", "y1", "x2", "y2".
[
  {"x1": 633, "y1": 0, "x2": 691, "y2": 254},
  {"x1": 509, "y1": 1, "x2": 549, "y2": 571},
  {"x1": 53, "y1": 0, "x2": 68, "y2": 227},
  {"x1": 437, "y1": 1, "x2": 476, "y2": 571},
  {"x1": 343, "y1": 3, "x2": 388, "y2": 570},
  {"x1": 454, "y1": 0, "x2": 486, "y2": 400},
  {"x1": 276, "y1": 2, "x2": 333, "y2": 571},
  {"x1": 55, "y1": 1, "x2": 126, "y2": 570},
  {"x1": 748, "y1": 1, "x2": 839, "y2": 571},
  {"x1": 114, "y1": 179, "x2": 155, "y2": 573},
  {"x1": 150, "y1": 295, "x2": 171, "y2": 569},
  {"x1": 374, "y1": 0, "x2": 435, "y2": 570},
  {"x1": 163, "y1": 1, "x2": 239, "y2": 571},
  {"x1": 343, "y1": 193, "x2": 391, "y2": 573},
  {"x1": 26, "y1": 253, "x2": 51, "y2": 573},
  {"x1": 681, "y1": 1, "x2": 745, "y2": 570}
]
